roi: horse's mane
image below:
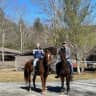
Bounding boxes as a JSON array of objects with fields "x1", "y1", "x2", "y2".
[
  {"x1": 44, "y1": 46, "x2": 57, "y2": 55},
  {"x1": 59, "y1": 47, "x2": 70, "y2": 74},
  {"x1": 60, "y1": 47, "x2": 66, "y2": 53}
]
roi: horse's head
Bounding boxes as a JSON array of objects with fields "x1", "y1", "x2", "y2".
[
  {"x1": 44, "y1": 49, "x2": 52, "y2": 65},
  {"x1": 44, "y1": 47, "x2": 57, "y2": 55},
  {"x1": 59, "y1": 47, "x2": 66, "y2": 61}
]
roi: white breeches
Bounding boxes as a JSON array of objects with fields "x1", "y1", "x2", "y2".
[{"x1": 33, "y1": 58, "x2": 39, "y2": 67}]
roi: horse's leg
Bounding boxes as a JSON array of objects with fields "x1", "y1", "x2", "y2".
[
  {"x1": 60, "y1": 75, "x2": 65, "y2": 92},
  {"x1": 33, "y1": 74, "x2": 36, "y2": 88},
  {"x1": 66, "y1": 75, "x2": 70, "y2": 94},
  {"x1": 44, "y1": 66, "x2": 50, "y2": 90},
  {"x1": 28, "y1": 74, "x2": 31, "y2": 92},
  {"x1": 40, "y1": 74, "x2": 45, "y2": 95},
  {"x1": 44, "y1": 74, "x2": 48, "y2": 90}
]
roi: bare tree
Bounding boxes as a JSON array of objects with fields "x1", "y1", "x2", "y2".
[
  {"x1": 36, "y1": 0, "x2": 96, "y2": 73},
  {"x1": 13, "y1": 3, "x2": 27, "y2": 53}
]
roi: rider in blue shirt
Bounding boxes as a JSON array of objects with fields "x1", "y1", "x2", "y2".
[{"x1": 32, "y1": 43, "x2": 44, "y2": 74}]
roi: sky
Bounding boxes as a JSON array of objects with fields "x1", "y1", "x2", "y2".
[
  {"x1": 0, "y1": 0, "x2": 96, "y2": 26},
  {"x1": 0, "y1": 0, "x2": 47, "y2": 26}
]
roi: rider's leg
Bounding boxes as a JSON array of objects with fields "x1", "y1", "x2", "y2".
[
  {"x1": 55, "y1": 61, "x2": 61, "y2": 78},
  {"x1": 33, "y1": 58, "x2": 38, "y2": 74},
  {"x1": 55, "y1": 63, "x2": 59, "y2": 78},
  {"x1": 33, "y1": 58, "x2": 38, "y2": 67},
  {"x1": 55, "y1": 55, "x2": 61, "y2": 78}
]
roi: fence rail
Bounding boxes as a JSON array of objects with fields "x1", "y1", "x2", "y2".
[
  {"x1": 80, "y1": 61, "x2": 96, "y2": 65},
  {"x1": 0, "y1": 61, "x2": 15, "y2": 69}
]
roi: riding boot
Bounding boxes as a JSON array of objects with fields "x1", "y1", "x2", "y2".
[
  {"x1": 55, "y1": 62, "x2": 61, "y2": 78},
  {"x1": 32, "y1": 67, "x2": 35, "y2": 75},
  {"x1": 55, "y1": 68, "x2": 59, "y2": 78}
]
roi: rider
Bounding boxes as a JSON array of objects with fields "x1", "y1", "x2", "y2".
[
  {"x1": 55, "y1": 41, "x2": 74, "y2": 80},
  {"x1": 32, "y1": 43, "x2": 44, "y2": 74}
]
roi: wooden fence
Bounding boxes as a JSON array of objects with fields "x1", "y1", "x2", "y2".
[
  {"x1": 0, "y1": 61, "x2": 15, "y2": 69},
  {"x1": 15, "y1": 55, "x2": 33, "y2": 71}
]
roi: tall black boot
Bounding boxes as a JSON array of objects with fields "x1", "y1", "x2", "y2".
[
  {"x1": 32, "y1": 67, "x2": 35, "y2": 75},
  {"x1": 55, "y1": 62, "x2": 61, "y2": 78}
]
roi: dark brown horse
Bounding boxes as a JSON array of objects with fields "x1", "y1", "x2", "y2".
[
  {"x1": 56, "y1": 47, "x2": 71, "y2": 94},
  {"x1": 24, "y1": 49, "x2": 52, "y2": 95}
]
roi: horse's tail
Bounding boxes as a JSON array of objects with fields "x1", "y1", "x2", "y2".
[
  {"x1": 24, "y1": 62, "x2": 31, "y2": 83},
  {"x1": 24, "y1": 63, "x2": 28, "y2": 83}
]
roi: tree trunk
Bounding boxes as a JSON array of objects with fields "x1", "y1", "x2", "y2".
[{"x1": 75, "y1": 54, "x2": 80, "y2": 74}]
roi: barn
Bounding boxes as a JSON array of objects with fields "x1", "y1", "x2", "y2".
[
  {"x1": 0, "y1": 48, "x2": 20, "y2": 69},
  {"x1": 86, "y1": 47, "x2": 96, "y2": 70},
  {"x1": 15, "y1": 51, "x2": 33, "y2": 70},
  {"x1": 86, "y1": 47, "x2": 96, "y2": 61}
]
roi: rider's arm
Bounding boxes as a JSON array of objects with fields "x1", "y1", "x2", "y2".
[
  {"x1": 33, "y1": 49, "x2": 37, "y2": 55},
  {"x1": 40, "y1": 49, "x2": 45, "y2": 57},
  {"x1": 65, "y1": 47, "x2": 71, "y2": 59},
  {"x1": 42, "y1": 49, "x2": 44, "y2": 54},
  {"x1": 33, "y1": 49, "x2": 35, "y2": 54}
]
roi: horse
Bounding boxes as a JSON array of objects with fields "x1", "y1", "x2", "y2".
[
  {"x1": 56, "y1": 47, "x2": 71, "y2": 94},
  {"x1": 24, "y1": 48, "x2": 52, "y2": 95}
]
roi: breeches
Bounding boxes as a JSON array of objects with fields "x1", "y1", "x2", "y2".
[{"x1": 33, "y1": 58, "x2": 39, "y2": 67}]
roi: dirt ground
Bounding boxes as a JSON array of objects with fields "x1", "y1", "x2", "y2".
[
  {"x1": 0, "y1": 80, "x2": 96, "y2": 96},
  {"x1": 0, "y1": 69, "x2": 96, "y2": 96},
  {"x1": 0, "y1": 68, "x2": 96, "y2": 82}
]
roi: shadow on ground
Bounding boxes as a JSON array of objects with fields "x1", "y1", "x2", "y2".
[
  {"x1": 20, "y1": 85, "x2": 67, "y2": 93},
  {"x1": 47, "y1": 86, "x2": 61, "y2": 93},
  {"x1": 20, "y1": 86, "x2": 41, "y2": 93},
  {"x1": 20, "y1": 86, "x2": 63, "y2": 92}
]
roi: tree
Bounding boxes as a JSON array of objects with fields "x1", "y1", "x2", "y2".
[
  {"x1": 33, "y1": 17, "x2": 44, "y2": 33},
  {"x1": 37, "y1": 0, "x2": 96, "y2": 73},
  {"x1": 32, "y1": 17, "x2": 47, "y2": 47},
  {"x1": 0, "y1": 8, "x2": 5, "y2": 64},
  {"x1": 18, "y1": 18, "x2": 25, "y2": 53}
]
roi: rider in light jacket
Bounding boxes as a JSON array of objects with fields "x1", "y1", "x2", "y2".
[{"x1": 55, "y1": 41, "x2": 74, "y2": 80}]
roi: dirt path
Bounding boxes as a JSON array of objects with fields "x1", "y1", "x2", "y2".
[{"x1": 0, "y1": 79, "x2": 96, "y2": 96}]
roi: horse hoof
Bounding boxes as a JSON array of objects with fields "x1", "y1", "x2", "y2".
[
  {"x1": 29, "y1": 89, "x2": 31, "y2": 93},
  {"x1": 64, "y1": 95, "x2": 68, "y2": 96},
  {"x1": 45, "y1": 87, "x2": 47, "y2": 90},
  {"x1": 61, "y1": 88, "x2": 65, "y2": 92},
  {"x1": 41, "y1": 91, "x2": 46, "y2": 96},
  {"x1": 59, "y1": 95, "x2": 64, "y2": 96},
  {"x1": 33, "y1": 86, "x2": 36, "y2": 89},
  {"x1": 59, "y1": 94, "x2": 68, "y2": 96}
]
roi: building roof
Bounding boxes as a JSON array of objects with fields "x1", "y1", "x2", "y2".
[
  {"x1": 21, "y1": 51, "x2": 33, "y2": 56},
  {"x1": 0, "y1": 48, "x2": 21, "y2": 55}
]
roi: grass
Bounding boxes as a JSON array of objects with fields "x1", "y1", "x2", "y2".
[{"x1": 0, "y1": 68, "x2": 96, "y2": 82}]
